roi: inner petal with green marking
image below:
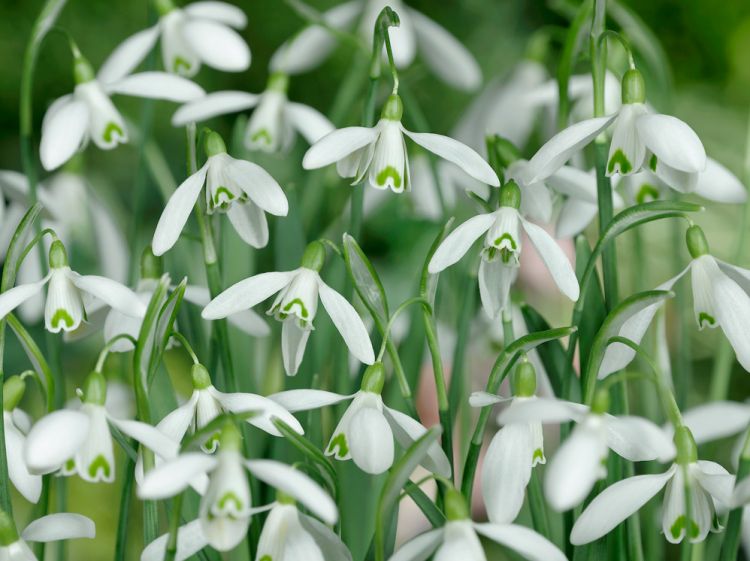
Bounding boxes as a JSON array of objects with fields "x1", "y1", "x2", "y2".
[
  {"x1": 88, "y1": 455, "x2": 112, "y2": 479},
  {"x1": 173, "y1": 56, "x2": 192, "y2": 74},
  {"x1": 608, "y1": 149, "x2": 632, "y2": 174},
  {"x1": 103, "y1": 122, "x2": 125, "y2": 144},
  {"x1": 670, "y1": 515, "x2": 700, "y2": 540},
  {"x1": 376, "y1": 165, "x2": 402, "y2": 190},
  {"x1": 493, "y1": 234, "x2": 518, "y2": 264},
  {"x1": 217, "y1": 491, "x2": 244, "y2": 514},
  {"x1": 327, "y1": 433, "x2": 349, "y2": 459},
  {"x1": 251, "y1": 128, "x2": 273, "y2": 145},
  {"x1": 51, "y1": 309, "x2": 75, "y2": 330}
]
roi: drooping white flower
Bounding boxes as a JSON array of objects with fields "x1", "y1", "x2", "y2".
[
  {"x1": 303, "y1": 94, "x2": 498, "y2": 194},
  {"x1": 138, "y1": 423, "x2": 338, "y2": 552},
  {"x1": 271, "y1": 362, "x2": 450, "y2": 476},
  {"x1": 172, "y1": 74, "x2": 335, "y2": 153},
  {"x1": 152, "y1": 132, "x2": 288, "y2": 255},
  {"x1": 571, "y1": 427, "x2": 734, "y2": 545},
  {"x1": 2, "y1": 376, "x2": 40, "y2": 504},
  {"x1": 271, "y1": 0, "x2": 481, "y2": 91},
  {"x1": 99, "y1": 0, "x2": 250, "y2": 78},
  {"x1": 0, "y1": 512, "x2": 94, "y2": 561},
  {"x1": 388, "y1": 487, "x2": 566, "y2": 561},
  {"x1": 428, "y1": 182, "x2": 578, "y2": 319},
  {"x1": 40, "y1": 47, "x2": 204, "y2": 171},
  {"x1": 202, "y1": 241, "x2": 374, "y2": 375},
  {"x1": 0, "y1": 240, "x2": 145, "y2": 334}
]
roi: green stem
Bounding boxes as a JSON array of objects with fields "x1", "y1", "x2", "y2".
[
  {"x1": 164, "y1": 492, "x2": 185, "y2": 561},
  {"x1": 557, "y1": 0, "x2": 593, "y2": 129},
  {"x1": 528, "y1": 470, "x2": 551, "y2": 540},
  {"x1": 114, "y1": 453, "x2": 135, "y2": 561},
  {"x1": 718, "y1": 427, "x2": 750, "y2": 561}
]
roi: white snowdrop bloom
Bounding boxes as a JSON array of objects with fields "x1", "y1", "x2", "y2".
[
  {"x1": 0, "y1": 240, "x2": 145, "y2": 334},
  {"x1": 571, "y1": 427, "x2": 734, "y2": 545},
  {"x1": 676, "y1": 400, "x2": 750, "y2": 449},
  {"x1": 428, "y1": 182, "x2": 578, "y2": 319},
  {"x1": 0, "y1": 512, "x2": 94, "y2": 561},
  {"x1": 40, "y1": 47, "x2": 203, "y2": 171},
  {"x1": 172, "y1": 74, "x2": 335, "y2": 153},
  {"x1": 202, "y1": 241, "x2": 374, "y2": 375},
  {"x1": 270, "y1": 0, "x2": 481, "y2": 91},
  {"x1": 23, "y1": 372, "x2": 174, "y2": 483},
  {"x1": 2, "y1": 377, "x2": 41, "y2": 504},
  {"x1": 271, "y1": 363, "x2": 450, "y2": 476},
  {"x1": 598, "y1": 225, "x2": 750, "y2": 377},
  {"x1": 139, "y1": 423, "x2": 338, "y2": 552},
  {"x1": 152, "y1": 132, "x2": 288, "y2": 255},
  {"x1": 388, "y1": 487, "x2": 566, "y2": 561},
  {"x1": 99, "y1": 0, "x2": 250, "y2": 78},
  {"x1": 303, "y1": 94, "x2": 498, "y2": 194}
]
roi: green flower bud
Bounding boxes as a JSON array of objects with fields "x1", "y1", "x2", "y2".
[
  {"x1": 219, "y1": 422, "x2": 243, "y2": 452},
  {"x1": 204, "y1": 131, "x2": 227, "y2": 157},
  {"x1": 267, "y1": 72, "x2": 289, "y2": 93},
  {"x1": 140, "y1": 245, "x2": 163, "y2": 280},
  {"x1": 685, "y1": 225, "x2": 710, "y2": 259},
  {"x1": 191, "y1": 363, "x2": 212, "y2": 390},
  {"x1": 2, "y1": 376, "x2": 26, "y2": 412},
  {"x1": 591, "y1": 388, "x2": 610, "y2": 415},
  {"x1": 499, "y1": 181, "x2": 521, "y2": 209},
  {"x1": 0, "y1": 510, "x2": 18, "y2": 546},
  {"x1": 154, "y1": 0, "x2": 175, "y2": 16},
  {"x1": 512, "y1": 361, "x2": 536, "y2": 398},
  {"x1": 381, "y1": 94, "x2": 403, "y2": 122},
  {"x1": 48, "y1": 239, "x2": 69, "y2": 269},
  {"x1": 444, "y1": 487, "x2": 469, "y2": 521},
  {"x1": 621, "y1": 68, "x2": 646, "y2": 105},
  {"x1": 301, "y1": 241, "x2": 326, "y2": 272},
  {"x1": 361, "y1": 362, "x2": 385, "y2": 394},
  {"x1": 674, "y1": 426, "x2": 698, "y2": 465},
  {"x1": 82, "y1": 371, "x2": 107, "y2": 405}
]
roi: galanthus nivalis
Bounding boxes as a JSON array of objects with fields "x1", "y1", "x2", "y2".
[
  {"x1": 0, "y1": 512, "x2": 94, "y2": 561},
  {"x1": 270, "y1": 0, "x2": 482, "y2": 91},
  {"x1": 153, "y1": 131, "x2": 288, "y2": 255},
  {"x1": 202, "y1": 241, "x2": 374, "y2": 375},
  {"x1": 40, "y1": 44, "x2": 203, "y2": 171},
  {"x1": 99, "y1": 0, "x2": 250, "y2": 78},
  {"x1": 2, "y1": 376, "x2": 40, "y2": 503},
  {"x1": 428, "y1": 181, "x2": 579, "y2": 319},
  {"x1": 387, "y1": 487, "x2": 566, "y2": 561},
  {"x1": 571, "y1": 427, "x2": 734, "y2": 545},
  {"x1": 303, "y1": 94, "x2": 499, "y2": 194},
  {"x1": 172, "y1": 73, "x2": 335, "y2": 153},
  {"x1": 138, "y1": 423, "x2": 338, "y2": 551},
  {"x1": 0, "y1": 240, "x2": 145, "y2": 334},
  {"x1": 271, "y1": 362, "x2": 450, "y2": 475}
]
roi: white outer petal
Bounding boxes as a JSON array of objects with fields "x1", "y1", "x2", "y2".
[
  {"x1": 679, "y1": 401, "x2": 750, "y2": 444},
  {"x1": 172, "y1": 90, "x2": 259, "y2": 126},
  {"x1": 347, "y1": 406, "x2": 394, "y2": 474},
  {"x1": 71, "y1": 274, "x2": 146, "y2": 317},
  {"x1": 184, "y1": 1, "x2": 247, "y2": 28},
  {"x1": 636, "y1": 113, "x2": 706, "y2": 173},
  {"x1": 183, "y1": 20, "x2": 250, "y2": 72},
  {"x1": 152, "y1": 163, "x2": 208, "y2": 255},
  {"x1": 428, "y1": 213, "x2": 495, "y2": 273},
  {"x1": 303, "y1": 127, "x2": 379, "y2": 170},
  {"x1": 383, "y1": 406, "x2": 451, "y2": 478},
  {"x1": 269, "y1": 389, "x2": 353, "y2": 413},
  {"x1": 386, "y1": 529, "x2": 442, "y2": 561},
  {"x1": 694, "y1": 158, "x2": 747, "y2": 203},
  {"x1": 606, "y1": 415, "x2": 676, "y2": 462},
  {"x1": 201, "y1": 270, "x2": 296, "y2": 319},
  {"x1": 520, "y1": 217, "x2": 579, "y2": 301},
  {"x1": 107, "y1": 72, "x2": 205, "y2": 102},
  {"x1": 24, "y1": 410, "x2": 90, "y2": 475},
  {"x1": 473, "y1": 522, "x2": 567, "y2": 561},
  {"x1": 141, "y1": 519, "x2": 209, "y2": 561},
  {"x1": 39, "y1": 97, "x2": 89, "y2": 171},
  {"x1": 138, "y1": 453, "x2": 218, "y2": 499},
  {"x1": 21, "y1": 513, "x2": 95, "y2": 542},
  {"x1": 285, "y1": 102, "x2": 335, "y2": 145},
  {"x1": 98, "y1": 25, "x2": 160, "y2": 84},
  {"x1": 318, "y1": 279, "x2": 375, "y2": 365}
]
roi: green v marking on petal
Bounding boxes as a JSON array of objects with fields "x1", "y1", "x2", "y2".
[
  {"x1": 649, "y1": 154, "x2": 658, "y2": 172},
  {"x1": 173, "y1": 56, "x2": 192, "y2": 74},
  {"x1": 698, "y1": 312, "x2": 716, "y2": 328},
  {"x1": 103, "y1": 122, "x2": 124, "y2": 144},
  {"x1": 282, "y1": 298, "x2": 309, "y2": 319},
  {"x1": 88, "y1": 455, "x2": 112, "y2": 479},
  {"x1": 376, "y1": 166, "x2": 402, "y2": 189},
  {"x1": 636, "y1": 184, "x2": 660, "y2": 204},
  {"x1": 218, "y1": 491, "x2": 244, "y2": 512},
  {"x1": 51, "y1": 309, "x2": 75, "y2": 330},
  {"x1": 532, "y1": 448, "x2": 545, "y2": 464},
  {"x1": 670, "y1": 515, "x2": 700, "y2": 540},
  {"x1": 607, "y1": 149, "x2": 632, "y2": 174},
  {"x1": 251, "y1": 128, "x2": 273, "y2": 145},
  {"x1": 212, "y1": 187, "x2": 235, "y2": 211},
  {"x1": 327, "y1": 433, "x2": 349, "y2": 459},
  {"x1": 260, "y1": 557, "x2": 272, "y2": 561}
]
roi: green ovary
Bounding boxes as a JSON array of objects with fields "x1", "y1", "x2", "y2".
[
  {"x1": 327, "y1": 433, "x2": 349, "y2": 458},
  {"x1": 376, "y1": 166, "x2": 402, "y2": 189},
  {"x1": 88, "y1": 455, "x2": 111, "y2": 479},
  {"x1": 103, "y1": 122, "x2": 124, "y2": 144},
  {"x1": 51, "y1": 309, "x2": 74, "y2": 330},
  {"x1": 607, "y1": 149, "x2": 632, "y2": 174},
  {"x1": 670, "y1": 515, "x2": 699, "y2": 540}
]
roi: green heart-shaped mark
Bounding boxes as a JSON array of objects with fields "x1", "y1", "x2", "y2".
[
  {"x1": 649, "y1": 154, "x2": 658, "y2": 172},
  {"x1": 103, "y1": 122, "x2": 124, "y2": 144},
  {"x1": 698, "y1": 312, "x2": 716, "y2": 328},
  {"x1": 376, "y1": 166, "x2": 402, "y2": 189},
  {"x1": 607, "y1": 149, "x2": 632, "y2": 174},
  {"x1": 218, "y1": 491, "x2": 244, "y2": 513},
  {"x1": 51, "y1": 309, "x2": 75, "y2": 330},
  {"x1": 173, "y1": 57, "x2": 192, "y2": 74},
  {"x1": 88, "y1": 454, "x2": 111, "y2": 479},
  {"x1": 327, "y1": 433, "x2": 349, "y2": 458},
  {"x1": 636, "y1": 184, "x2": 660, "y2": 204},
  {"x1": 251, "y1": 128, "x2": 273, "y2": 145},
  {"x1": 670, "y1": 514, "x2": 699, "y2": 540}
]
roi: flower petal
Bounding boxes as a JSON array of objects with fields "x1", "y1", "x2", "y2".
[
  {"x1": 318, "y1": 279, "x2": 375, "y2": 365},
  {"x1": 40, "y1": 97, "x2": 89, "y2": 171},
  {"x1": 606, "y1": 415, "x2": 676, "y2": 463},
  {"x1": 138, "y1": 453, "x2": 218, "y2": 500},
  {"x1": 694, "y1": 158, "x2": 747, "y2": 203},
  {"x1": 498, "y1": 397, "x2": 583, "y2": 425},
  {"x1": 97, "y1": 26, "x2": 160, "y2": 84},
  {"x1": 208, "y1": 387, "x2": 304, "y2": 436},
  {"x1": 227, "y1": 202, "x2": 269, "y2": 249},
  {"x1": 570, "y1": 467, "x2": 675, "y2": 545},
  {"x1": 245, "y1": 459, "x2": 338, "y2": 524},
  {"x1": 5, "y1": 421, "x2": 41, "y2": 503},
  {"x1": 606, "y1": 103, "x2": 648, "y2": 176},
  {"x1": 281, "y1": 319, "x2": 311, "y2": 376},
  {"x1": 71, "y1": 274, "x2": 146, "y2": 317},
  {"x1": 383, "y1": 406, "x2": 451, "y2": 478},
  {"x1": 222, "y1": 158, "x2": 288, "y2": 216},
  {"x1": 172, "y1": 90, "x2": 259, "y2": 126},
  {"x1": 679, "y1": 401, "x2": 750, "y2": 444},
  {"x1": 152, "y1": 163, "x2": 208, "y2": 255},
  {"x1": 347, "y1": 407, "x2": 393, "y2": 474},
  {"x1": 710, "y1": 258, "x2": 750, "y2": 371},
  {"x1": 303, "y1": 127, "x2": 379, "y2": 170},
  {"x1": 474, "y1": 522, "x2": 567, "y2": 561},
  {"x1": 110, "y1": 417, "x2": 181, "y2": 459},
  {"x1": 183, "y1": 20, "x2": 250, "y2": 71},
  {"x1": 478, "y1": 256, "x2": 515, "y2": 319},
  {"x1": 269, "y1": 389, "x2": 352, "y2": 413},
  {"x1": 520, "y1": 218, "x2": 579, "y2": 301},
  {"x1": 428, "y1": 213, "x2": 496, "y2": 273},
  {"x1": 21, "y1": 513, "x2": 95, "y2": 542},
  {"x1": 556, "y1": 198, "x2": 598, "y2": 239},
  {"x1": 402, "y1": 128, "x2": 498, "y2": 186},
  {"x1": 202, "y1": 270, "x2": 296, "y2": 319},
  {"x1": 299, "y1": 513, "x2": 352, "y2": 561},
  {"x1": 525, "y1": 115, "x2": 616, "y2": 183},
  {"x1": 407, "y1": 8, "x2": 481, "y2": 92},
  {"x1": 24, "y1": 410, "x2": 90, "y2": 475},
  {"x1": 468, "y1": 392, "x2": 512, "y2": 408},
  {"x1": 184, "y1": 1, "x2": 247, "y2": 28},
  {"x1": 386, "y1": 529, "x2": 442, "y2": 561},
  {"x1": 636, "y1": 114, "x2": 706, "y2": 173},
  {"x1": 0, "y1": 278, "x2": 48, "y2": 322},
  {"x1": 285, "y1": 102, "x2": 335, "y2": 145},
  {"x1": 107, "y1": 72, "x2": 205, "y2": 102},
  {"x1": 141, "y1": 519, "x2": 209, "y2": 561}
]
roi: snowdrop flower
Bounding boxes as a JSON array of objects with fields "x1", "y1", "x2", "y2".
[
  {"x1": 23, "y1": 371, "x2": 173, "y2": 483},
  {"x1": 388, "y1": 487, "x2": 566, "y2": 561},
  {"x1": 2, "y1": 377, "x2": 40, "y2": 503},
  {"x1": 428, "y1": 182, "x2": 579, "y2": 318},
  {"x1": 571, "y1": 426, "x2": 734, "y2": 545},
  {"x1": 172, "y1": 74, "x2": 334, "y2": 153},
  {"x1": 271, "y1": 0, "x2": 481, "y2": 91},
  {"x1": 100, "y1": 0, "x2": 250, "y2": 78},
  {"x1": 303, "y1": 94, "x2": 498, "y2": 194},
  {"x1": 40, "y1": 45, "x2": 204, "y2": 171},
  {"x1": 202, "y1": 241, "x2": 374, "y2": 375},
  {"x1": 271, "y1": 362, "x2": 450, "y2": 475},
  {"x1": 0, "y1": 511, "x2": 94, "y2": 561},
  {"x1": 0, "y1": 240, "x2": 145, "y2": 334},
  {"x1": 139, "y1": 422, "x2": 338, "y2": 551},
  {"x1": 153, "y1": 131, "x2": 288, "y2": 255}
]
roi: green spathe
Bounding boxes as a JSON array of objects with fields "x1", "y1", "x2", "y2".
[{"x1": 140, "y1": 245, "x2": 163, "y2": 280}]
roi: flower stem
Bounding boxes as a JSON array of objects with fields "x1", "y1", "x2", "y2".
[
  {"x1": 163, "y1": 492, "x2": 185, "y2": 561},
  {"x1": 718, "y1": 426, "x2": 750, "y2": 561}
]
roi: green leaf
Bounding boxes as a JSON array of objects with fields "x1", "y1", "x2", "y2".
[
  {"x1": 403, "y1": 481, "x2": 445, "y2": 527},
  {"x1": 420, "y1": 218, "x2": 454, "y2": 306},
  {"x1": 6, "y1": 314, "x2": 54, "y2": 411},
  {"x1": 0, "y1": 202, "x2": 43, "y2": 292},
  {"x1": 574, "y1": 236, "x2": 607, "y2": 385},
  {"x1": 343, "y1": 233, "x2": 389, "y2": 323},
  {"x1": 135, "y1": 274, "x2": 171, "y2": 391},
  {"x1": 147, "y1": 279, "x2": 186, "y2": 387},
  {"x1": 520, "y1": 304, "x2": 570, "y2": 399}
]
